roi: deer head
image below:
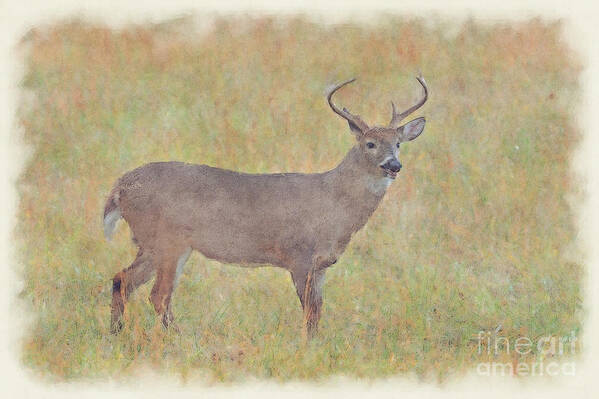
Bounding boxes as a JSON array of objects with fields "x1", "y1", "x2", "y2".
[{"x1": 327, "y1": 76, "x2": 428, "y2": 179}]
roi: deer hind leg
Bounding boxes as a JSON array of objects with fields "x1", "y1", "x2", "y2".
[
  {"x1": 291, "y1": 267, "x2": 326, "y2": 339},
  {"x1": 111, "y1": 249, "x2": 155, "y2": 334},
  {"x1": 149, "y1": 247, "x2": 191, "y2": 329}
]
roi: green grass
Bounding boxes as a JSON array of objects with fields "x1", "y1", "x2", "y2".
[{"x1": 16, "y1": 16, "x2": 583, "y2": 383}]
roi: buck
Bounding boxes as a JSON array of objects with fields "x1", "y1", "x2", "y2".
[{"x1": 104, "y1": 76, "x2": 428, "y2": 337}]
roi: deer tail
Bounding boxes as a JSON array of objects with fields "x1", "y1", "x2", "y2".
[{"x1": 103, "y1": 184, "x2": 122, "y2": 240}]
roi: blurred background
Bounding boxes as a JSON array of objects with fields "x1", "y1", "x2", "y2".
[{"x1": 16, "y1": 15, "x2": 583, "y2": 381}]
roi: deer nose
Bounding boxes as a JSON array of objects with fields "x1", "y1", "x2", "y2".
[{"x1": 382, "y1": 159, "x2": 402, "y2": 173}]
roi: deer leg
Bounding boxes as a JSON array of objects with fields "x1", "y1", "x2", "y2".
[
  {"x1": 149, "y1": 248, "x2": 190, "y2": 329},
  {"x1": 291, "y1": 267, "x2": 326, "y2": 339},
  {"x1": 111, "y1": 250, "x2": 155, "y2": 334},
  {"x1": 149, "y1": 263, "x2": 176, "y2": 328}
]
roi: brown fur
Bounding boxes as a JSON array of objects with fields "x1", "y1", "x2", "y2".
[{"x1": 105, "y1": 77, "x2": 427, "y2": 337}]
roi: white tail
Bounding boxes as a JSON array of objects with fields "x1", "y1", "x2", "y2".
[{"x1": 103, "y1": 188, "x2": 121, "y2": 240}]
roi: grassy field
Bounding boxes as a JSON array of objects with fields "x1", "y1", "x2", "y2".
[{"x1": 16, "y1": 16, "x2": 583, "y2": 383}]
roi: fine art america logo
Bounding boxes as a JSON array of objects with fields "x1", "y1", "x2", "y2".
[{"x1": 476, "y1": 330, "x2": 578, "y2": 377}]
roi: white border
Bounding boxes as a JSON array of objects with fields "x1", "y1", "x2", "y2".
[{"x1": 1, "y1": 1, "x2": 597, "y2": 397}]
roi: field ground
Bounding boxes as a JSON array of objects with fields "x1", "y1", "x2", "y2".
[{"x1": 16, "y1": 16, "x2": 583, "y2": 382}]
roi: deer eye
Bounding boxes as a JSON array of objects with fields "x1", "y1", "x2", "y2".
[{"x1": 366, "y1": 142, "x2": 376, "y2": 149}]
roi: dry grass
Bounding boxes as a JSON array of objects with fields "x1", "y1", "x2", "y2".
[{"x1": 16, "y1": 15, "x2": 583, "y2": 383}]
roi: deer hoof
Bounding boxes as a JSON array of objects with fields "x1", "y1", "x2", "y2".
[
  {"x1": 110, "y1": 319, "x2": 123, "y2": 335},
  {"x1": 161, "y1": 310, "x2": 179, "y2": 332}
]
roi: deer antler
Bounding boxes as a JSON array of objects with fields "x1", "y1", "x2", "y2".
[
  {"x1": 327, "y1": 78, "x2": 369, "y2": 133},
  {"x1": 389, "y1": 75, "x2": 428, "y2": 129}
]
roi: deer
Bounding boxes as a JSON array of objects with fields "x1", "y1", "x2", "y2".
[{"x1": 104, "y1": 75, "x2": 428, "y2": 338}]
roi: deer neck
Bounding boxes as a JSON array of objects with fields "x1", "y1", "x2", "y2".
[{"x1": 329, "y1": 146, "x2": 392, "y2": 201}]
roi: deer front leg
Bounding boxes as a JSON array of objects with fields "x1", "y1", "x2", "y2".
[{"x1": 291, "y1": 267, "x2": 326, "y2": 339}]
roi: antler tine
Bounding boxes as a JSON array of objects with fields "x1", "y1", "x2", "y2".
[
  {"x1": 327, "y1": 78, "x2": 369, "y2": 132},
  {"x1": 389, "y1": 75, "x2": 428, "y2": 128}
]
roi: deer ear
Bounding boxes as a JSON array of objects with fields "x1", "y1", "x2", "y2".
[
  {"x1": 347, "y1": 120, "x2": 363, "y2": 136},
  {"x1": 342, "y1": 107, "x2": 368, "y2": 137},
  {"x1": 398, "y1": 117, "x2": 426, "y2": 142}
]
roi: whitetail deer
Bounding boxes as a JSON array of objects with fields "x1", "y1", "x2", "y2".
[{"x1": 104, "y1": 76, "x2": 428, "y2": 337}]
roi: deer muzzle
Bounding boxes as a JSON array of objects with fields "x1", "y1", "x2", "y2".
[{"x1": 380, "y1": 158, "x2": 402, "y2": 179}]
